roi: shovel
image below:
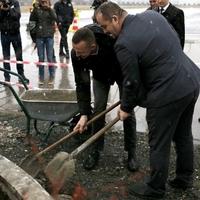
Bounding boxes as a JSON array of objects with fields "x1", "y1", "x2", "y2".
[
  {"x1": 19, "y1": 101, "x2": 120, "y2": 177},
  {"x1": 44, "y1": 116, "x2": 120, "y2": 189}
]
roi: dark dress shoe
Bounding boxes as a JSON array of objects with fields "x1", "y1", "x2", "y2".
[
  {"x1": 129, "y1": 182, "x2": 165, "y2": 199},
  {"x1": 127, "y1": 151, "x2": 139, "y2": 172},
  {"x1": 168, "y1": 178, "x2": 193, "y2": 190},
  {"x1": 83, "y1": 151, "x2": 100, "y2": 170},
  {"x1": 127, "y1": 157, "x2": 139, "y2": 172}
]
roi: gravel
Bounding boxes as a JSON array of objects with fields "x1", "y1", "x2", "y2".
[{"x1": 0, "y1": 110, "x2": 200, "y2": 200}]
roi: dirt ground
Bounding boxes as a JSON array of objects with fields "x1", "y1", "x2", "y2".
[{"x1": 0, "y1": 110, "x2": 200, "y2": 200}]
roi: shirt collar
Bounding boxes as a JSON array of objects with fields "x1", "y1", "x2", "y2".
[{"x1": 160, "y1": 2, "x2": 170, "y2": 13}]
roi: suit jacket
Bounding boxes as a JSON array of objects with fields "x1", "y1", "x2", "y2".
[
  {"x1": 114, "y1": 11, "x2": 200, "y2": 113},
  {"x1": 161, "y1": 3, "x2": 185, "y2": 49}
]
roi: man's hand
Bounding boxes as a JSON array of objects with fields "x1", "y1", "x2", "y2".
[
  {"x1": 73, "y1": 115, "x2": 88, "y2": 133},
  {"x1": 118, "y1": 108, "x2": 130, "y2": 121}
]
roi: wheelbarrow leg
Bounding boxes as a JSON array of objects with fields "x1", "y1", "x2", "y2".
[
  {"x1": 43, "y1": 122, "x2": 58, "y2": 143},
  {"x1": 26, "y1": 117, "x2": 31, "y2": 135},
  {"x1": 34, "y1": 120, "x2": 57, "y2": 142},
  {"x1": 34, "y1": 119, "x2": 43, "y2": 135}
]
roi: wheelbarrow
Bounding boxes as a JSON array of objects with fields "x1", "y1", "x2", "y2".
[{"x1": 0, "y1": 67, "x2": 79, "y2": 141}]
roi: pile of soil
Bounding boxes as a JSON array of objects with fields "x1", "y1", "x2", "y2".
[{"x1": 0, "y1": 110, "x2": 200, "y2": 200}]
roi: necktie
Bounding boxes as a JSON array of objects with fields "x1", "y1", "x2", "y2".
[{"x1": 160, "y1": 7, "x2": 164, "y2": 14}]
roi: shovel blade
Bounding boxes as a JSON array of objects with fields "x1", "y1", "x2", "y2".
[{"x1": 44, "y1": 152, "x2": 75, "y2": 186}]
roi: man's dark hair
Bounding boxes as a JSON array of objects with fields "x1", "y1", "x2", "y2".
[
  {"x1": 95, "y1": 2, "x2": 125, "y2": 21},
  {"x1": 72, "y1": 27, "x2": 96, "y2": 45},
  {"x1": 91, "y1": 0, "x2": 107, "y2": 10}
]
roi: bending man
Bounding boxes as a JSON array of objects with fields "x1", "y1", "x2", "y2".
[{"x1": 71, "y1": 24, "x2": 138, "y2": 171}]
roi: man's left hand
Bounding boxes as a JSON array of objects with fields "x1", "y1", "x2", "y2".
[{"x1": 118, "y1": 108, "x2": 130, "y2": 121}]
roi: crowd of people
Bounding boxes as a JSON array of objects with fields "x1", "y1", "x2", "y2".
[
  {"x1": 1, "y1": 0, "x2": 200, "y2": 199},
  {"x1": 0, "y1": 0, "x2": 74, "y2": 85}
]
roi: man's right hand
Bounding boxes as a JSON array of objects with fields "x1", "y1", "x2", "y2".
[{"x1": 73, "y1": 115, "x2": 88, "y2": 133}]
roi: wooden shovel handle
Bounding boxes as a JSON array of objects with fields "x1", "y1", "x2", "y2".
[
  {"x1": 36, "y1": 101, "x2": 120, "y2": 157},
  {"x1": 70, "y1": 116, "x2": 120, "y2": 158}
]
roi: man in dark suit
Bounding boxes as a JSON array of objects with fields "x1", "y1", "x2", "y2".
[
  {"x1": 96, "y1": 2, "x2": 200, "y2": 199},
  {"x1": 158, "y1": 0, "x2": 185, "y2": 49}
]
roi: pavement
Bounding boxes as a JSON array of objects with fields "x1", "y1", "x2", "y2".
[{"x1": 0, "y1": 7, "x2": 200, "y2": 143}]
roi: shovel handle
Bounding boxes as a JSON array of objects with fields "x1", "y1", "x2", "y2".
[
  {"x1": 70, "y1": 116, "x2": 120, "y2": 158},
  {"x1": 36, "y1": 101, "x2": 120, "y2": 157}
]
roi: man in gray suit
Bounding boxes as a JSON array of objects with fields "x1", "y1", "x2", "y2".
[{"x1": 95, "y1": 2, "x2": 200, "y2": 199}]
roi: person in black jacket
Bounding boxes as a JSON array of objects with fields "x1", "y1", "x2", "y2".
[
  {"x1": 157, "y1": 0, "x2": 185, "y2": 49},
  {"x1": 0, "y1": 0, "x2": 29, "y2": 83},
  {"x1": 90, "y1": 0, "x2": 107, "y2": 23},
  {"x1": 71, "y1": 24, "x2": 138, "y2": 171},
  {"x1": 96, "y1": 2, "x2": 200, "y2": 199},
  {"x1": 54, "y1": 0, "x2": 74, "y2": 59}
]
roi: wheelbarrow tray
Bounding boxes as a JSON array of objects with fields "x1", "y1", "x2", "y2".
[{"x1": 20, "y1": 89, "x2": 78, "y2": 122}]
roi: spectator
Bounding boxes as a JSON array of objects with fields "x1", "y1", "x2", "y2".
[
  {"x1": 90, "y1": 0, "x2": 107, "y2": 23},
  {"x1": 157, "y1": 0, "x2": 185, "y2": 49},
  {"x1": 54, "y1": 0, "x2": 74, "y2": 59},
  {"x1": 96, "y1": 2, "x2": 200, "y2": 199},
  {"x1": 147, "y1": 0, "x2": 159, "y2": 11},
  {"x1": 29, "y1": 0, "x2": 57, "y2": 85},
  {"x1": 0, "y1": 0, "x2": 29, "y2": 83},
  {"x1": 71, "y1": 24, "x2": 138, "y2": 171}
]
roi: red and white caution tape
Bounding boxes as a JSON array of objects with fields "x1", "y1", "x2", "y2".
[{"x1": 0, "y1": 59, "x2": 69, "y2": 68}]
